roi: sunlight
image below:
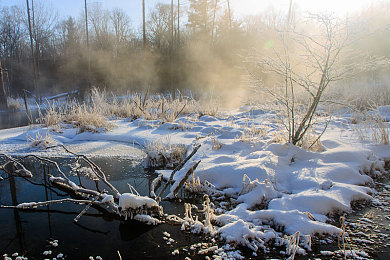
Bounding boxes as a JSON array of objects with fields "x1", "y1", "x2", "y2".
[{"x1": 232, "y1": 0, "x2": 374, "y2": 17}]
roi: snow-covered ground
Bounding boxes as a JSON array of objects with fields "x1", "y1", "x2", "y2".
[{"x1": 1, "y1": 106, "x2": 389, "y2": 257}]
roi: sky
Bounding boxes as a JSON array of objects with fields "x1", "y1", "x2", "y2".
[{"x1": 0, "y1": 0, "x2": 376, "y2": 26}]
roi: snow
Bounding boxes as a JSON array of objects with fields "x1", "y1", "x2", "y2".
[
  {"x1": 118, "y1": 193, "x2": 159, "y2": 210},
  {"x1": 101, "y1": 194, "x2": 114, "y2": 204},
  {"x1": 1, "y1": 104, "x2": 389, "y2": 254},
  {"x1": 166, "y1": 160, "x2": 199, "y2": 198},
  {"x1": 133, "y1": 214, "x2": 161, "y2": 225}
]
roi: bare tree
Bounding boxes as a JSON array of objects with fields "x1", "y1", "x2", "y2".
[
  {"x1": 147, "y1": 3, "x2": 177, "y2": 50},
  {"x1": 248, "y1": 14, "x2": 385, "y2": 147},
  {"x1": 110, "y1": 8, "x2": 131, "y2": 56},
  {"x1": 89, "y1": 3, "x2": 111, "y2": 50}
]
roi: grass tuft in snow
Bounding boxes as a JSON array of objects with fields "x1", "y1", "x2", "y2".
[
  {"x1": 211, "y1": 137, "x2": 223, "y2": 150},
  {"x1": 26, "y1": 132, "x2": 56, "y2": 149},
  {"x1": 353, "y1": 109, "x2": 389, "y2": 144},
  {"x1": 38, "y1": 99, "x2": 114, "y2": 133},
  {"x1": 236, "y1": 123, "x2": 266, "y2": 143},
  {"x1": 144, "y1": 138, "x2": 187, "y2": 169},
  {"x1": 184, "y1": 171, "x2": 216, "y2": 195},
  {"x1": 285, "y1": 231, "x2": 300, "y2": 260}
]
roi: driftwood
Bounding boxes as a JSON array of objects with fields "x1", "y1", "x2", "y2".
[{"x1": 156, "y1": 144, "x2": 201, "y2": 199}]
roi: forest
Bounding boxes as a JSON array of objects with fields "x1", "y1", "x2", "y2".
[{"x1": 0, "y1": 0, "x2": 389, "y2": 108}]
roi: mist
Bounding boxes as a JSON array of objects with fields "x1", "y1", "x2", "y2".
[{"x1": 0, "y1": 0, "x2": 389, "y2": 109}]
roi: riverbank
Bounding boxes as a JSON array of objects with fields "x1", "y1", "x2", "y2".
[{"x1": 1, "y1": 105, "x2": 389, "y2": 259}]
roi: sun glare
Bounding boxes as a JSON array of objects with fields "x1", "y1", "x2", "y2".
[{"x1": 232, "y1": 0, "x2": 374, "y2": 17}]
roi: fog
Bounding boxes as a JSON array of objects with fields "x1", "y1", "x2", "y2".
[{"x1": 0, "y1": 0, "x2": 389, "y2": 108}]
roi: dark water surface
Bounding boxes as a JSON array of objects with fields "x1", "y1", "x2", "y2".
[
  {"x1": 0, "y1": 157, "x2": 203, "y2": 260},
  {"x1": 0, "y1": 109, "x2": 40, "y2": 130}
]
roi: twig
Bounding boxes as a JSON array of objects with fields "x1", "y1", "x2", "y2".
[
  {"x1": 74, "y1": 190, "x2": 105, "y2": 223},
  {"x1": 308, "y1": 116, "x2": 331, "y2": 150},
  {"x1": 44, "y1": 144, "x2": 120, "y2": 197},
  {"x1": 1, "y1": 198, "x2": 101, "y2": 209},
  {"x1": 0, "y1": 153, "x2": 32, "y2": 177}
]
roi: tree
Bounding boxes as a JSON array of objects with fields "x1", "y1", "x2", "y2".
[
  {"x1": 110, "y1": 8, "x2": 131, "y2": 56},
  {"x1": 147, "y1": 3, "x2": 176, "y2": 51},
  {"x1": 89, "y1": 3, "x2": 110, "y2": 50},
  {"x1": 187, "y1": 0, "x2": 212, "y2": 34},
  {"x1": 248, "y1": 14, "x2": 385, "y2": 147}
]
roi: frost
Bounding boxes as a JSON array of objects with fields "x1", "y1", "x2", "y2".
[
  {"x1": 42, "y1": 250, "x2": 52, "y2": 255},
  {"x1": 133, "y1": 214, "x2": 161, "y2": 225}
]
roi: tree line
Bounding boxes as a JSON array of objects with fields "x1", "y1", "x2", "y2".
[{"x1": 0, "y1": 0, "x2": 389, "y2": 107}]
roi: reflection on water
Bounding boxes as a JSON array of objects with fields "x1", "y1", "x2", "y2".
[
  {"x1": 0, "y1": 109, "x2": 40, "y2": 130},
  {"x1": 0, "y1": 157, "x2": 203, "y2": 259}
]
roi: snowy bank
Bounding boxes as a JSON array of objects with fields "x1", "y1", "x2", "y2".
[{"x1": 1, "y1": 106, "x2": 389, "y2": 254}]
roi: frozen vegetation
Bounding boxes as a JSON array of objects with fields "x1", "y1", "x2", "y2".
[{"x1": 1, "y1": 94, "x2": 389, "y2": 258}]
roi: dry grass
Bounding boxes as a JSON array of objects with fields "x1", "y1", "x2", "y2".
[
  {"x1": 39, "y1": 99, "x2": 113, "y2": 133},
  {"x1": 38, "y1": 102, "x2": 62, "y2": 126},
  {"x1": 296, "y1": 127, "x2": 325, "y2": 152},
  {"x1": 144, "y1": 137, "x2": 187, "y2": 168},
  {"x1": 26, "y1": 132, "x2": 56, "y2": 149},
  {"x1": 37, "y1": 89, "x2": 219, "y2": 133},
  {"x1": 236, "y1": 123, "x2": 267, "y2": 143},
  {"x1": 196, "y1": 98, "x2": 219, "y2": 117},
  {"x1": 65, "y1": 104, "x2": 114, "y2": 133},
  {"x1": 354, "y1": 110, "x2": 389, "y2": 144},
  {"x1": 211, "y1": 137, "x2": 223, "y2": 150}
]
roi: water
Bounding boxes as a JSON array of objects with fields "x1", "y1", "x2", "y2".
[
  {"x1": 0, "y1": 157, "x2": 204, "y2": 259},
  {"x1": 0, "y1": 109, "x2": 40, "y2": 130}
]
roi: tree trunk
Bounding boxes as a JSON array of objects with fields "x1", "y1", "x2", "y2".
[{"x1": 0, "y1": 60, "x2": 8, "y2": 110}]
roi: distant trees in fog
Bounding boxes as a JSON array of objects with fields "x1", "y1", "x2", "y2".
[{"x1": 0, "y1": 0, "x2": 388, "y2": 102}]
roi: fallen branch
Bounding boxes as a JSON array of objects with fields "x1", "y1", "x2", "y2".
[
  {"x1": 157, "y1": 144, "x2": 201, "y2": 199},
  {"x1": 166, "y1": 160, "x2": 201, "y2": 199},
  {"x1": 45, "y1": 144, "x2": 120, "y2": 198},
  {"x1": 0, "y1": 153, "x2": 32, "y2": 177},
  {"x1": 0, "y1": 198, "x2": 102, "y2": 209},
  {"x1": 150, "y1": 173, "x2": 163, "y2": 198},
  {"x1": 1, "y1": 148, "x2": 164, "y2": 225}
]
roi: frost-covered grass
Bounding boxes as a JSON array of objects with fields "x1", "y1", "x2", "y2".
[
  {"x1": 1, "y1": 92, "x2": 390, "y2": 258},
  {"x1": 144, "y1": 137, "x2": 187, "y2": 168},
  {"x1": 38, "y1": 100, "x2": 113, "y2": 133},
  {"x1": 37, "y1": 89, "x2": 219, "y2": 133},
  {"x1": 353, "y1": 107, "x2": 390, "y2": 144},
  {"x1": 26, "y1": 131, "x2": 56, "y2": 149}
]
